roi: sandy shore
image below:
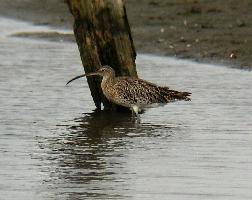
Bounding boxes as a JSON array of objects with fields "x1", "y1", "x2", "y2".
[{"x1": 1, "y1": 0, "x2": 251, "y2": 69}]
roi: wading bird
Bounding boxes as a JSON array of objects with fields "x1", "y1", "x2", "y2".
[{"x1": 67, "y1": 66, "x2": 191, "y2": 115}]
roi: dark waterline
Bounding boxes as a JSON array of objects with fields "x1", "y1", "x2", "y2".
[{"x1": 0, "y1": 18, "x2": 252, "y2": 200}]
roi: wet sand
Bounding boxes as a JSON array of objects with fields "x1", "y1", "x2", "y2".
[{"x1": 0, "y1": 0, "x2": 251, "y2": 69}]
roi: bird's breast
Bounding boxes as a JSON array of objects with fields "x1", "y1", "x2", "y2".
[
  {"x1": 101, "y1": 81, "x2": 116, "y2": 101},
  {"x1": 101, "y1": 81, "x2": 129, "y2": 107}
]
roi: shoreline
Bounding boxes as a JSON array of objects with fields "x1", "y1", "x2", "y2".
[{"x1": 1, "y1": 0, "x2": 251, "y2": 69}]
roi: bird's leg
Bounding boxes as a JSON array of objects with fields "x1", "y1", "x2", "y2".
[
  {"x1": 132, "y1": 105, "x2": 139, "y2": 114},
  {"x1": 131, "y1": 105, "x2": 139, "y2": 116},
  {"x1": 131, "y1": 105, "x2": 141, "y2": 121},
  {"x1": 130, "y1": 108, "x2": 136, "y2": 117},
  {"x1": 130, "y1": 110, "x2": 140, "y2": 124}
]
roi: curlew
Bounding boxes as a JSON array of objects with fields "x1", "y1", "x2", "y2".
[{"x1": 66, "y1": 66, "x2": 191, "y2": 114}]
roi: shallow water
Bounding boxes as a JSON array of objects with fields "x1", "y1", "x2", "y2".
[{"x1": 0, "y1": 18, "x2": 252, "y2": 200}]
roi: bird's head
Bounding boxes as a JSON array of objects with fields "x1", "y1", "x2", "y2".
[
  {"x1": 66, "y1": 65, "x2": 115, "y2": 85},
  {"x1": 94, "y1": 66, "x2": 115, "y2": 77}
]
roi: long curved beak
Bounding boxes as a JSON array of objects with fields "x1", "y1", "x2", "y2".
[{"x1": 66, "y1": 72, "x2": 99, "y2": 85}]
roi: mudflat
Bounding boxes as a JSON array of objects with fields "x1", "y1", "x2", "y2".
[{"x1": 1, "y1": 0, "x2": 251, "y2": 69}]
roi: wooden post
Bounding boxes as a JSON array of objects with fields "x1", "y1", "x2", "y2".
[{"x1": 66, "y1": 0, "x2": 138, "y2": 110}]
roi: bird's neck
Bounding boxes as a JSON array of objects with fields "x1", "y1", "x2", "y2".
[{"x1": 101, "y1": 73, "x2": 115, "y2": 88}]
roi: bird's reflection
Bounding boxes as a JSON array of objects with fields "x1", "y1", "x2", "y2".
[
  {"x1": 68, "y1": 109, "x2": 139, "y2": 138},
  {"x1": 38, "y1": 110, "x2": 173, "y2": 199}
]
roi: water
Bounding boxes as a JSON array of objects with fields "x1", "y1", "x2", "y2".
[{"x1": 0, "y1": 18, "x2": 252, "y2": 200}]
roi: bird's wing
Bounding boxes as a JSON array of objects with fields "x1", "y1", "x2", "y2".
[
  {"x1": 113, "y1": 77, "x2": 168, "y2": 105},
  {"x1": 113, "y1": 77, "x2": 191, "y2": 106}
]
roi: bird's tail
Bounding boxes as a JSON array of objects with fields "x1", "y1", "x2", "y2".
[{"x1": 160, "y1": 87, "x2": 191, "y2": 102}]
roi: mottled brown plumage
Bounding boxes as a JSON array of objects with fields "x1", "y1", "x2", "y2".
[{"x1": 67, "y1": 66, "x2": 191, "y2": 114}]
